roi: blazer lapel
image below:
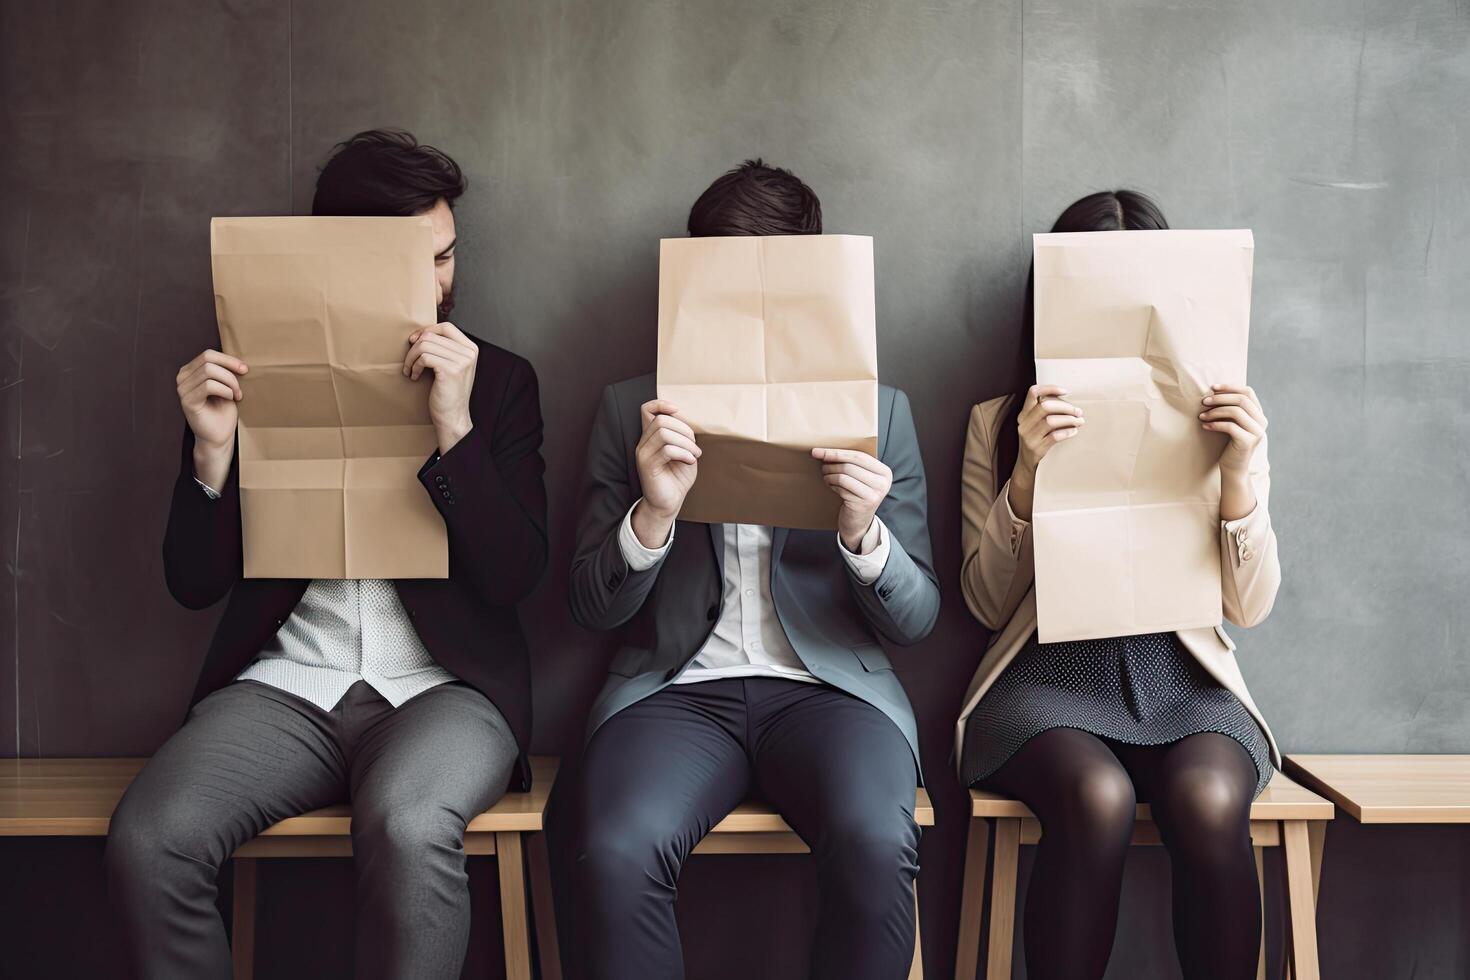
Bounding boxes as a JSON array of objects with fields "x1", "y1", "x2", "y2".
[
  {"x1": 706, "y1": 521, "x2": 724, "y2": 570},
  {"x1": 771, "y1": 526, "x2": 790, "y2": 571}
]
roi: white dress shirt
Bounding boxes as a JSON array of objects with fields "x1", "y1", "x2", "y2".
[
  {"x1": 196, "y1": 477, "x2": 456, "y2": 711},
  {"x1": 617, "y1": 501, "x2": 890, "y2": 685}
]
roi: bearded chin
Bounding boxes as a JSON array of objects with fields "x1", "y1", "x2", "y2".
[{"x1": 437, "y1": 292, "x2": 455, "y2": 321}]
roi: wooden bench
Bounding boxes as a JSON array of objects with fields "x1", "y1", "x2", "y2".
[
  {"x1": 953, "y1": 771, "x2": 1333, "y2": 980},
  {"x1": 533, "y1": 787, "x2": 937, "y2": 980},
  {"x1": 0, "y1": 756, "x2": 560, "y2": 980},
  {"x1": 1285, "y1": 754, "x2": 1470, "y2": 824}
]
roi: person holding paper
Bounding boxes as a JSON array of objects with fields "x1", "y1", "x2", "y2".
[
  {"x1": 550, "y1": 161, "x2": 940, "y2": 980},
  {"x1": 954, "y1": 191, "x2": 1281, "y2": 980},
  {"x1": 106, "y1": 130, "x2": 547, "y2": 980}
]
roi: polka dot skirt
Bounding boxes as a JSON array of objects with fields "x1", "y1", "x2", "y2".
[{"x1": 962, "y1": 630, "x2": 1273, "y2": 797}]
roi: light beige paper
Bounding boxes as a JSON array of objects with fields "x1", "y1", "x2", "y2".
[
  {"x1": 1031, "y1": 229, "x2": 1253, "y2": 642},
  {"x1": 656, "y1": 234, "x2": 878, "y2": 529},
  {"x1": 211, "y1": 216, "x2": 447, "y2": 579}
]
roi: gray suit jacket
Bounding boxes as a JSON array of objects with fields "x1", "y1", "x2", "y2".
[{"x1": 568, "y1": 374, "x2": 940, "y2": 774}]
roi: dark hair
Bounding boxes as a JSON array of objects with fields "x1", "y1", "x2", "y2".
[
  {"x1": 311, "y1": 129, "x2": 467, "y2": 217},
  {"x1": 687, "y1": 159, "x2": 823, "y2": 237},
  {"x1": 996, "y1": 190, "x2": 1169, "y2": 476}
]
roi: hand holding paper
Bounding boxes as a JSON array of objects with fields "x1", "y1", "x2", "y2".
[
  {"x1": 175, "y1": 348, "x2": 250, "y2": 490},
  {"x1": 813, "y1": 447, "x2": 892, "y2": 552},
  {"x1": 631, "y1": 399, "x2": 702, "y2": 548},
  {"x1": 402, "y1": 320, "x2": 479, "y2": 452},
  {"x1": 1007, "y1": 383, "x2": 1086, "y2": 522},
  {"x1": 1201, "y1": 382, "x2": 1267, "y2": 521}
]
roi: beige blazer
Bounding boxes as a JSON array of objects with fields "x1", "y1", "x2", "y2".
[{"x1": 954, "y1": 395, "x2": 1283, "y2": 775}]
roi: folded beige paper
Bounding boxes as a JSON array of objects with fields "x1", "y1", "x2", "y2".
[
  {"x1": 1032, "y1": 229, "x2": 1254, "y2": 642},
  {"x1": 656, "y1": 234, "x2": 878, "y2": 529},
  {"x1": 211, "y1": 216, "x2": 447, "y2": 579}
]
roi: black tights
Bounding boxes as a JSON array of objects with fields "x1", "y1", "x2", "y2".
[{"x1": 985, "y1": 728, "x2": 1260, "y2": 980}]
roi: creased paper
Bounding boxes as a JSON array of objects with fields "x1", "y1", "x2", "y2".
[
  {"x1": 656, "y1": 235, "x2": 879, "y2": 529},
  {"x1": 212, "y1": 216, "x2": 447, "y2": 579},
  {"x1": 1032, "y1": 229, "x2": 1253, "y2": 641}
]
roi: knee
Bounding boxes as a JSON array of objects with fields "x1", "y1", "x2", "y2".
[
  {"x1": 353, "y1": 799, "x2": 467, "y2": 870},
  {"x1": 816, "y1": 811, "x2": 920, "y2": 910},
  {"x1": 576, "y1": 816, "x2": 684, "y2": 898},
  {"x1": 1045, "y1": 764, "x2": 1137, "y2": 847},
  {"x1": 105, "y1": 793, "x2": 218, "y2": 892},
  {"x1": 1155, "y1": 767, "x2": 1253, "y2": 861}
]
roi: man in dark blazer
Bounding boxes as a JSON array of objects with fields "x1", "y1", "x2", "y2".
[
  {"x1": 105, "y1": 130, "x2": 547, "y2": 980},
  {"x1": 553, "y1": 160, "x2": 941, "y2": 980}
]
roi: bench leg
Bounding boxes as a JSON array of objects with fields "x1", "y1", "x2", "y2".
[
  {"x1": 496, "y1": 831, "x2": 532, "y2": 980},
  {"x1": 909, "y1": 880, "x2": 924, "y2": 980},
  {"x1": 986, "y1": 818, "x2": 1020, "y2": 980},
  {"x1": 1282, "y1": 821, "x2": 1321, "y2": 980},
  {"x1": 955, "y1": 817, "x2": 990, "y2": 980},
  {"x1": 527, "y1": 831, "x2": 563, "y2": 980},
  {"x1": 1254, "y1": 846, "x2": 1266, "y2": 980},
  {"x1": 231, "y1": 857, "x2": 257, "y2": 980},
  {"x1": 1307, "y1": 821, "x2": 1325, "y2": 906}
]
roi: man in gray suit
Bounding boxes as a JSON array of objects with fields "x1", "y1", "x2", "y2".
[{"x1": 554, "y1": 160, "x2": 941, "y2": 980}]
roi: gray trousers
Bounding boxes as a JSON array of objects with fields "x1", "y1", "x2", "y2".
[{"x1": 105, "y1": 679, "x2": 518, "y2": 980}]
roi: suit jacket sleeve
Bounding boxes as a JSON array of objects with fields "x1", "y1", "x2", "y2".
[
  {"x1": 417, "y1": 352, "x2": 549, "y2": 607},
  {"x1": 959, "y1": 400, "x2": 1035, "y2": 630},
  {"x1": 1219, "y1": 434, "x2": 1281, "y2": 628},
  {"x1": 162, "y1": 425, "x2": 242, "y2": 610},
  {"x1": 846, "y1": 388, "x2": 940, "y2": 645},
  {"x1": 568, "y1": 383, "x2": 665, "y2": 630}
]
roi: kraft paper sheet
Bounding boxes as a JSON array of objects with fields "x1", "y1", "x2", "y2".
[
  {"x1": 656, "y1": 234, "x2": 879, "y2": 529},
  {"x1": 1031, "y1": 229, "x2": 1254, "y2": 642},
  {"x1": 211, "y1": 216, "x2": 447, "y2": 579}
]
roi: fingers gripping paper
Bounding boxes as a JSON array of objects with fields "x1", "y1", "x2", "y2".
[
  {"x1": 211, "y1": 216, "x2": 448, "y2": 579},
  {"x1": 656, "y1": 235, "x2": 879, "y2": 529},
  {"x1": 1031, "y1": 229, "x2": 1253, "y2": 642}
]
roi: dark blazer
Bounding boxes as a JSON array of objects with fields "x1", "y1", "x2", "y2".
[
  {"x1": 162, "y1": 337, "x2": 548, "y2": 789},
  {"x1": 568, "y1": 374, "x2": 940, "y2": 775}
]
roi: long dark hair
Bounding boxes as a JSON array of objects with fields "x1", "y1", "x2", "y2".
[{"x1": 995, "y1": 190, "x2": 1170, "y2": 477}]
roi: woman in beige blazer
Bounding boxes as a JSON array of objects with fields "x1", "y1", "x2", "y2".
[{"x1": 955, "y1": 191, "x2": 1282, "y2": 980}]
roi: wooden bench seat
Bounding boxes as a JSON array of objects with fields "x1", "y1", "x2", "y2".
[
  {"x1": 953, "y1": 770, "x2": 1333, "y2": 980},
  {"x1": 0, "y1": 756, "x2": 559, "y2": 980},
  {"x1": 1285, "y1": 754, "x2": 1470, "y2": 824}
]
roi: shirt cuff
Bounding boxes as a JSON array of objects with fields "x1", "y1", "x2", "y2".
[
  {"x1": 1002, "y1": 480, "x2": 1030, "y2": 529},
  {"x1": 618, "y1": 500, "x2": 674, "y2": 572},
  {"x1": 839, "y1": 517, "x2": 890, "y2": 585},
  {"x1": 194, "y1": 476, "x2": 221, "y2": 500}
]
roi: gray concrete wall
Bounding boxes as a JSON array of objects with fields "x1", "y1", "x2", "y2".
[{"x1": 2, "y1": 1, "x2": 1466, "y2": 976}]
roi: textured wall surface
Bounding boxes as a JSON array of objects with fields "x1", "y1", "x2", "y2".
[{"x1": 2, "y1": 1, "x2": 1467, "y2": 977}]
